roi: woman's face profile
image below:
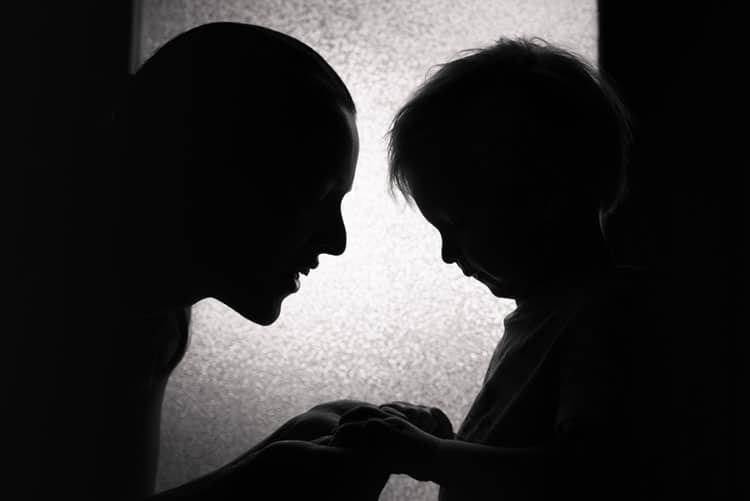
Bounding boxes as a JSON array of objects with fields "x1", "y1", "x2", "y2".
[{"x1": 193, "y1": 106, "x2": 359, "y2": 325}]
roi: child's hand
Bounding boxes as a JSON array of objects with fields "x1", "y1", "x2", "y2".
[
  {"x1": 377, "y1": 401, "x2": 455, "y2": 439},
  {"x1": 331, "y1": 405, "x2": 448, "y2": 481},
  {"x1": 337, "y1": 401, "x2": 454, "y2": 438}
]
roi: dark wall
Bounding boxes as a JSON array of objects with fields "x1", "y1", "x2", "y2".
[
  {"x1": 598, "y1": 1, "x2": 744, "y2": 497},
  {"x1": 17, "y1": 3, "x2": 135, "y2": 498}
]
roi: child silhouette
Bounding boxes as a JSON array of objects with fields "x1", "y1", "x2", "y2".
[{"x1": 333, "y1": 38, "x2": 645, "y2": 500}]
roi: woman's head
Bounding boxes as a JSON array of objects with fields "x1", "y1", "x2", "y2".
[{"x1": 119, "y1": 23, "x2": 358, "y2": 324}]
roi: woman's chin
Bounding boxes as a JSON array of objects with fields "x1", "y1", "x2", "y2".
[
  {"x1": 245, "y1": 302, "x2": 283, "y2": 326},
  {"x1": 233, "y1": 294, "x2": 287, "y2": 326},
  {"x1": 212, "y1": 287, "x2": 290, "y2": 326}
]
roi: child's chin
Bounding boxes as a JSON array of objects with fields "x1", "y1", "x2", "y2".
[{"x1": 485, "y1": 280, "x2": 520, "y2": 300}]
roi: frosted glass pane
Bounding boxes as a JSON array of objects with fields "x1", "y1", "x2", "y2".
[{"x1": 140, "y1": 1, "x2": 596, "y2": 499}]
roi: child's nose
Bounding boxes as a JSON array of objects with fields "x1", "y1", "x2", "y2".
[{"x1": 441, "y1": 235, "x2": 459, "y2": 264}]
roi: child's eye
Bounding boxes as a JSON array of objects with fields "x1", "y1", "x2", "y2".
[
  {"x1": 444, "y1": 212, "x2": 467, "y2": 228},
  {"x1": 441, "y1": 217, "x2": 467, "y2": 234}
]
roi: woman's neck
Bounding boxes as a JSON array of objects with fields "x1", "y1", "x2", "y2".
[{"x1": 116, "y1": 227, "x2": 197, "y2": 318}]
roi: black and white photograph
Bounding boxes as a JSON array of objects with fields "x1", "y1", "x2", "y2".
[{"x1": 14, "y1": 1, "x2": 744, "y2": 499}]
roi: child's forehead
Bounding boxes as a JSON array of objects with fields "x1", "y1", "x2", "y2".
[
  {"x1": 412, "y1": 171, "x2": 506, "y2": 212},
  {"x1": 408, "y1": 151, "x2": 529, "y2": 195}
]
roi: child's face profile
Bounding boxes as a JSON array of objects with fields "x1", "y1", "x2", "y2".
[
  {"x1": 194, "y1": 107, "x2": 359, "y2": 325},
  {"x1": 411, "y1": 171, "x2": 551, "y2": 301}
]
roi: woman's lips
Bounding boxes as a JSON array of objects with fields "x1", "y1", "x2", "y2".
[
  {"x1": 287, "y1": 264, "x2": 313, "y2": 291},
  {"x1": 277, "y1": 271, "x2": 300, "y2": 293},
  {"x1": 269, "y1": 260, "x2": 318, "y2": 293}
]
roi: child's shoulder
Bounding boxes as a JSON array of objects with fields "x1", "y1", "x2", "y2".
[
  {"x1": 585, "y1": 264, "x2": 656, "y2": 306},
  {"x1": 563, "y1": 264, "x2": 665, "y2": 350}
]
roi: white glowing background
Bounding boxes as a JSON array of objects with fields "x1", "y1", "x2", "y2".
[{"x1": 140, "y1": 1, "x2": 596, "y2": 499}]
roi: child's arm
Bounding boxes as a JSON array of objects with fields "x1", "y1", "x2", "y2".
[
  {"x1": 332, "y1": 411, "x2": 556, "y2": 495},
  {"x1": 436, "y1": 425, "x2": 630, "y2": 500},
  {"x1": 430, "y1": 438, "x2": 550, "y2": 494},
  {"x1": 333, "y1": 412, "x2": 613, "y2": 500}
]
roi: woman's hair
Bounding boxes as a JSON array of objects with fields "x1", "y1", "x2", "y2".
[
  {"x1": 119, "y1": 22, "x2": 354, "y2": 172},
  {"x1": 388, "y1": 37, "x2": 631, "y2": 218},
  {"x1": 115, "y1": 22, "x2": 355, "y2": 211},
  {"x1": 128, "y1": 22, "x2": 355, "y2": 116}
]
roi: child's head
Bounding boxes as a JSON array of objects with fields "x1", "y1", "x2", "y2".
[{"x1": 388, "y1": 38, "x2": 630, "y2": 299}]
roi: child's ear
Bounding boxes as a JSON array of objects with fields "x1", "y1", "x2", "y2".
[
  {"x1": 538, "y1": 187, "x2": 592, "y2": 228},
  {"x1": 539, "y1": 187, "x2": 567, "y2": 222},
  {"x1": 539, "y1": 188, "x2": 598, "y2": 229}
]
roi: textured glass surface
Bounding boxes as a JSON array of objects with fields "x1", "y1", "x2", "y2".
[{"x1": 140, "y1": 1, "x2": 596, "y2": 499}]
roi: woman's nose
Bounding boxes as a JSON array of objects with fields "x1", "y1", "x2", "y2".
[{"x1": 318, "y1": 208, "x2": 347, "y2": 256}]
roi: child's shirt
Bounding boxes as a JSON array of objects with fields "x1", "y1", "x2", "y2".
[{"x1": 440, "y1": 266, "x2": 645, "y2": 500}]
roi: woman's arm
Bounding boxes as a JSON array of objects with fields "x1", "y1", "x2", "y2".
[{"x1": 147, "y1": 440, "x2": 389, "y2": 501}]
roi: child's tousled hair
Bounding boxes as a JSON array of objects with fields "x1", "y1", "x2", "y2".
[{"x1": 387, "y1": 37, "x2": 631, "y2": 219}]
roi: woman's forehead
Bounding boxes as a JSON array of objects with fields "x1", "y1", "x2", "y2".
[{"x1": 282, "y1": 113, "x2": 357, "y2": 194}]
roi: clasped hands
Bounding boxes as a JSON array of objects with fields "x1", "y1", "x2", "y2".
[
  {"x1": 330, "y1": 401, "x2": 455, "y2": 482},
  {"x1": 198, "y1": 401, "x2": 453, "y2": 501}
]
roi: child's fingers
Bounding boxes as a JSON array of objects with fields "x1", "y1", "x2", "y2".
[
  {"x1": 379, "y1": 402, "x2": 424, "y2": 420},
  {"x1": 379, "y1": 401, "x2": 414, "y2": 414},
  {"x1": 310, "y1": 434, "x2": 333, "y2": 445},
  {"x1": 330, "y1": 420, "x2": 371, "y2": 448},
  {"x1": 332, "y1": 417, "x2": 401, "y2": 447},
  {"x1": 339, "y1": 404, "x2": 392, "y2": 425},
  {"x1": 380, "y1": 402, "x2": 453, "y2": 437},
  {"x1": 427, "y1": 407, "x2": 455, "y2": 439},
  {"x1": 379, "y1": 403, "x2": 429, "y2": 430}
]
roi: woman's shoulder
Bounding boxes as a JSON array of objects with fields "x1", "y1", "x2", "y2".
[{"x1": 113, "y1": 307, "x2": 191, "y2": 385}]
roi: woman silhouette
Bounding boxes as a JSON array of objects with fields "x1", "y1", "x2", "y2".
[{"x1": 101, "y1": 22, "x2": 384, "y2": 500}]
